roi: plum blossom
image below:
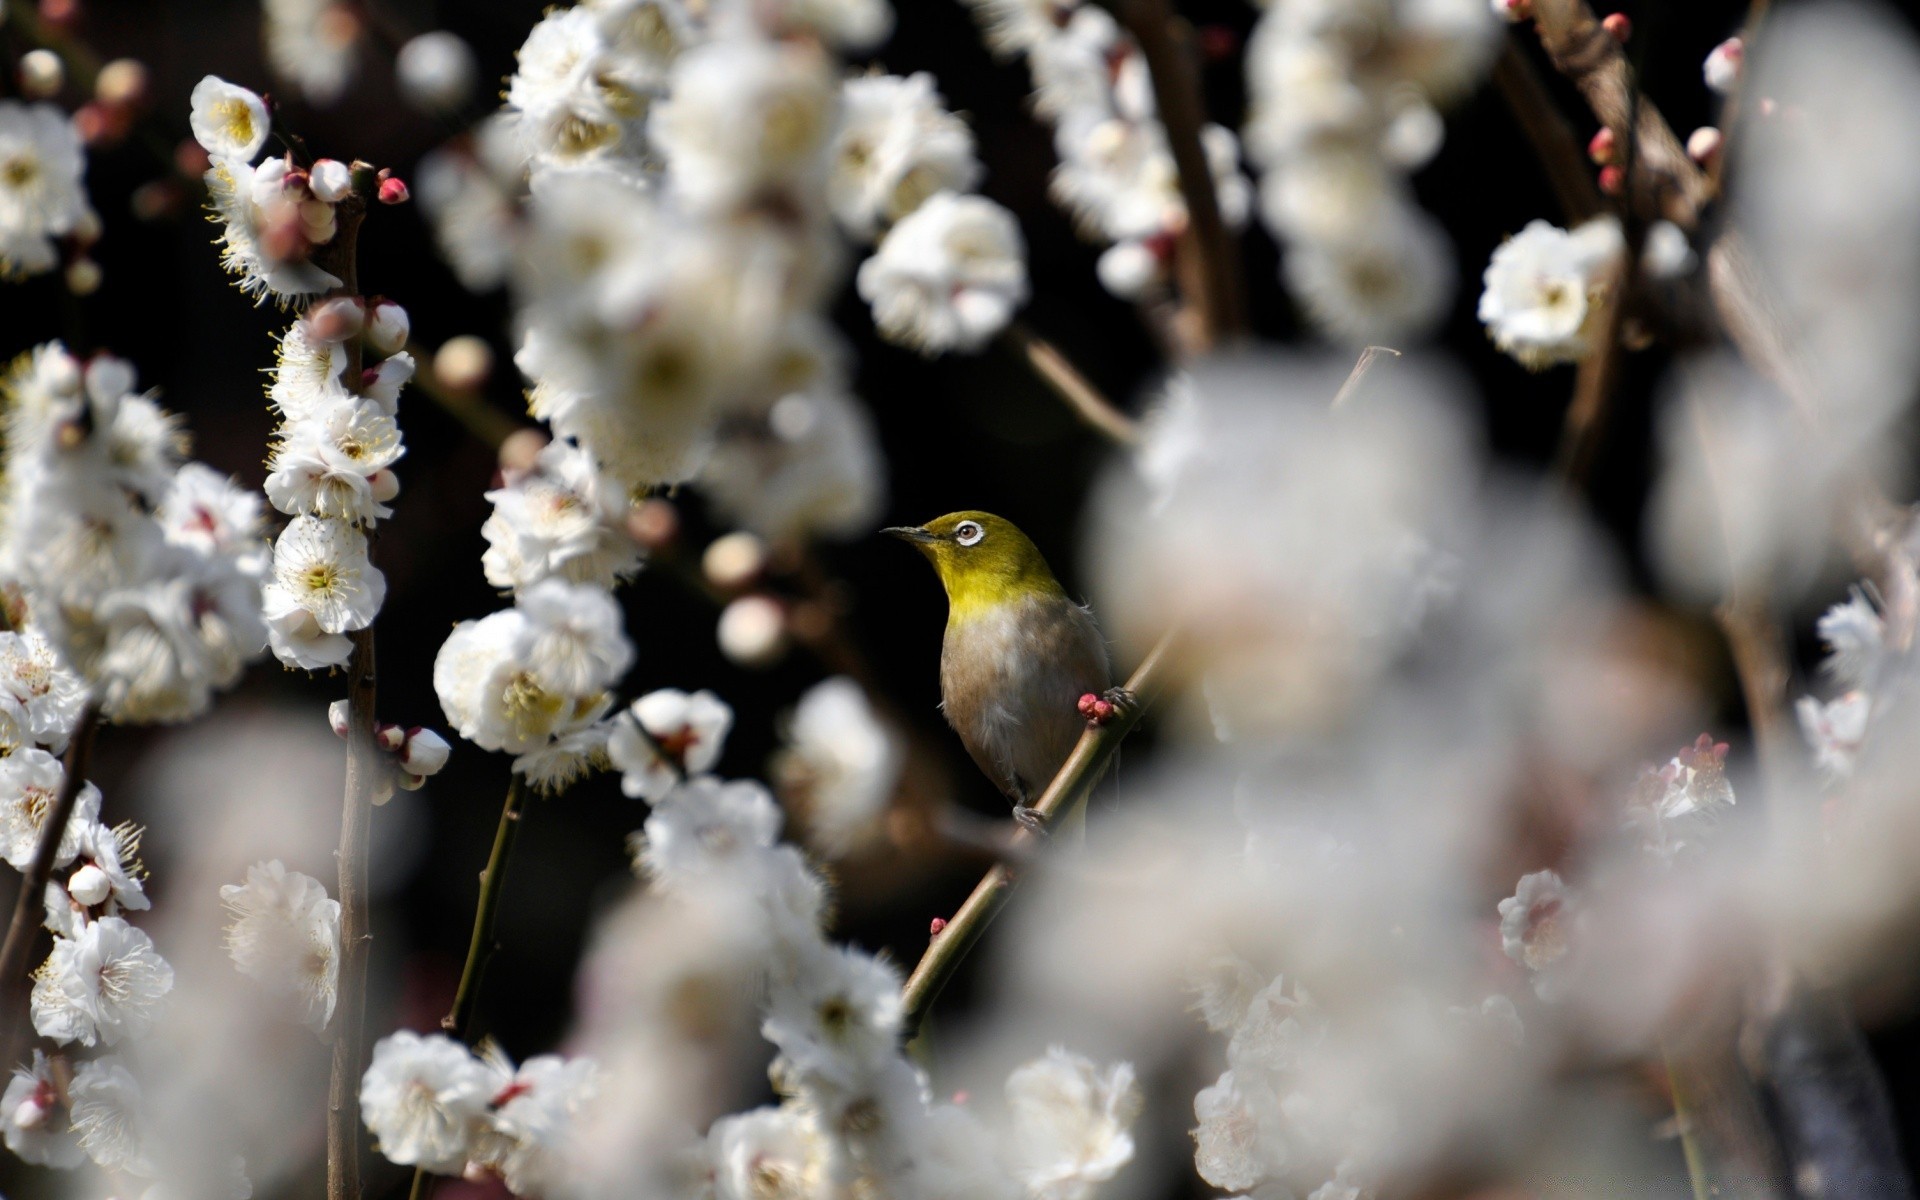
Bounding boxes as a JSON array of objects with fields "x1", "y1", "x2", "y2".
[
  {"x1": 30, "y1": 916, "x2": 174, "y2": 1047},
  {"x1": 857, "y1": 191, "x2": 1029, "y2": 354},
  {"x1": 360, "y1": 1031, "x2": 500, "y2": 1173},
  {"x1": 1478, "y1": 217, "x2": 1626, "y2": 369},
  {"x1": 607, "y1": 688, "x2": 733, "y2": 800},
  {"x1": 0, "y1": 101, "x2": 95, "y2": 279},
  {"x1": 221, "y1": 859, "x2": 341, "y2": 1033}
]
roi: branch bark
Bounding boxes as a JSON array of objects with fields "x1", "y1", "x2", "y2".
[
  {"x1": 443, "y1": 775, "x2": 530, "y2": 1038},
  {"x1": 0, "y1": 701, "x2": 100, "y2": 1061},
  {"x1": 899, "y1": 631, "x2": 1175, "y2": 1039},
  {"x1": 1004, "y1": 323, "x2": 1139, "y2": 445},
  {"x1": 1493, "y1": 40, "x2": 1606, "y2": 225}
]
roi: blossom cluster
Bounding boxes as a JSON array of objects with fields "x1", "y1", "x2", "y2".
[
  {"x1": 1243, "y1": 0, "x2": 1497, "y2": 342},
  {"x1": 961, "y1": 0, "x2": 1250, "y2": 304},
  {"x1": 0, "y1": 344, "x2": 269, "y2": 724},
  {"x1": 0, "y1": 100, "x2": 96, "y2": 281}
]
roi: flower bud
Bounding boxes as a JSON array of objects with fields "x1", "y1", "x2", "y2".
[
  {"x1": 1096, "y1": 240, "x2": 1160, "y2": 300},
  {"x1": 95, "y1": 58, "x2": 147, "y2": 109},
  {"x1": 1491, "y1": 0, "x2": 1531, "y2": 22},
  {"x1": 370, "y1": 469, "x2": 400, "y2": 503},
  {"x1": 717, "y1": 595, "x2": 788, "y2": 668},
  {"x1": 374, "y1": 723, "x2": 405, "y2": 753},
  {"x1": 1598, "y1": 164, "x2": 1625, "y2": 195},
  {"x1": 396, "y1": 31, "x2": 478, "y2": 114},
  {"x1": 367, "y1": 300, "x2": 410, "y2": 356},
  {"x1": 378, "y1": 175, "x2": 411, "y2": 205},
  {"x1": 703, "y1": 532, "x2": 767, "y2": 591},
  {"x1": 629, "y1": 499, "x2": 679, "y2": 550},
  {"x1": 1587, "y1": 127, "x2": 1615, "y2": 165},
  {"x1": 12, "y1": 1098, "x2": 47, "y2": 1130},
  {"x1": 1704, "y1": 37, "x2": 1743, "y2": 95},
  {"x1": 64, "y1": 259, "x2": 101, "y2": 297},
  {"x1": 67, "y1": 864, "x2": 110, "y2": 907},
  {"x1": 361, "y1": 353, "x2": 415, "y2": 408},
  {"x1": 307, "y1": 298, "x2": 365, "y2": 344},
  {"x1": 329, "y1": 699, "x2": 351, "y2": 738},
  {"x1": 309, "y1": 158, "x2": 353, "y2": 203},
  {"x1": 1600, "y1": 12, "x2": 1630, "y2": 42},
  {"x1": 498, "y1": 429, "x2": 547, "y2": 479},
  {"x1": 1686, "y1": 126, "x2": 1723, "y2": 165},
  {"x1": 434, "y1": 336, "x2": 493, "y2": 391},
  {"x1": 930, "y1": 917, "x2": 948, "y2": 936},
  {"x1": 401, "y1": 728, "x2": 451, "y2": 776},
  {"x1": 20, "y1": 49, "x2": 64, "y2": 99},
  {"x1": 299, "y1": 198, "x2": 337, "y2": 244}
]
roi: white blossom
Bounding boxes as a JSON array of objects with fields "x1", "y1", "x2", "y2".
[
  {"x1": 1627, "y1": 735, "x2": 1736, "y2": 859},
  {"x1": 1004, "y1": 1047, "x2": 1143, "y2": 1200},
  {"x1": 701, "y1": 387, "x2": 887, "y2": 544},
  {"x1": 203, "y1": 154, "x2": 342, "y2": 303},
  {"x1": 220, "y1": 859, "x2": 341, "y2": 1033},
  {"x1": 188, "y1": 77, "x2": 271, "y2": 162},
  {"x1": 360, "y1": 1031, "x2": 500, "y2": 1173},
  {"x1": 762, "y1": 944, "x2": 903, "y2": 1093},
  {"x1": 0, "y1": 747, "x2": 102, "y2": 870},
  {"x1": 773, "y1": 676, "x2": 901, "y2": 855},
  {"x1": 857, "y1": 191, "x2": 1028, "y2": 354},
  {"x1": 263, "y1": 0, "x2": 360, "y2": 106},
  {"x1": 1477, "y1": 218, "x2": 1625, "y2": 370},
  {"x1": 607, "y1": 688, "x2": 733, "y2": 800},
  {"x1": 2, "y1": 1050, "x2": 83, "y2": 1168},
  {"x1": 651, "y1": 38, "x2": 839, "y2": 214},
  {"x1": 830, "y1": 73, "x2": 981, "y2": 242},
  {"x1": 264, "y1": 398, "x2": 406, "y2": 524},
  {"x1": 44, "y1": 818, "x2": 149, "y2": 938},
  {"x1": 1798, "y1": 690, "x2": 1871, "y2": 779},
  {"x1": 0, "y1": 629, "x2": 88, "y2": 752},
  {"x1": 264, "y1": 515, "x2": 386, "y2": 645},
  {"x1": 158, "y1": 464, "x2": 267, "y2": 572},
  {"x1": 1498, "y1": 869, "x2": 1572, "y2": 979},
  {"x1": 67, "y1": 1056, "x2": 155, "y2": 1175},
  {"x1": 30, "y1": 915, "x2": 174, "y2": 1047},
  {"x1": 478, "y1": 1053, "x2": 599, "y2": 1197},
  {"x1": 0, "y1": 101, "x2": 95, "y2": 279},
  {"x1": 482, "y1": 439, "x2": 640, "y2": 592},
  {"x1": 636, "y1": 776, "x2": 784, "y2": 890},
  {"x1": 397, "y1": 32, "x2": 479, "y2": 114}
]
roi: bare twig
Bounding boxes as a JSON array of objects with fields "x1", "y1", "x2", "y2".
[
  {"x1": 899, "y1": 631, "x2": 1175, "y2": 1039},
  {"x1": 1090, "y1": 0, "x2": 1244, "y2": 348},
  {"x1": 0, "y1": 701, "x2": 101, "y2": 1061},
  {"x1": 406, "y1": 342, "x2": 524, "y2": 451},
  {"x1": 1493, "y1": 41, "x2": 1607, "y2": 225},
  {"x1": 441, "y1": 775, "x2": 531, "y2": 1038},
  {"x1": 1004, "y1": 323, "x2": 1139, "y2": 445},
  {"x1": 1553, "y1": 257, "x2": 1631, "y2": 485},
  {"x1": 1664, "y1": 1025, "x2": 1792, "y2": 1199},
  {"x1": 1529, "y1": 0, "x2": 1713, "y2": 230},
  {"x1": 1330, "y1": 346, "x2": 1402, "y2": 410}
]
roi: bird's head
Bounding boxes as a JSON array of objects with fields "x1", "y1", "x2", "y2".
[{"x1": 882, "y1": 511, "x2": 1066, "y2": 617}]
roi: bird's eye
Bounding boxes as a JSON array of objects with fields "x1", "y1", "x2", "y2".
[{"x1": 955, "y1": 521, "x2": 984, "y2": 546}]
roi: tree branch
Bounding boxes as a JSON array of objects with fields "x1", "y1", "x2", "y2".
[
  {"x1": 1493, "y1": 40, "x2": 1607, "y2": 225},
  {"x1": 899, "y1": 630, "x2": 1175, "y2": 1039},
  {"x1": 441, "y1": 775, "x2": 531, "y2": 1038},
  {"x1": 1004, "y1": 323, "x2": 1139, "y2": 445},
  {"x1": 0, "y1": 701, "x2": 100, "y2": 1061}
]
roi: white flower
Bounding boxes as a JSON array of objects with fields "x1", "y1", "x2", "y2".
[
  {"x1": 1285, "y1": 211, "x2": 1455, "y2": 344},
  {"x1": 1627, "y1": 734, "x2": 1736, "y2": 858},
  {"x1": 512, "y1": 718, "x2": 614, "y2": 793},
  {"x1": 959, "y1": 0, "x2": 1080, "y2": 58},
  {"x1": 516, "y1": 579, "x2": 634, "y2": 697},
  {"x1": 264, "y1": 399, "x2": 406, "y2": 524},
  {"x1": 360, "y1": 1031, "x2": 499, "y2": 1173},
  {"x1": 857, "y1": 191, "x2": 1029, "y2": 354},
  {"x1": 700, "y1": 387, "x2": 887, "y2": 543},
  {"x1": 1004, "y1": 1047, "x2": 1143, "y2": 1200},
  {"x1": 505, "y1": 6, "x2": 651, "y2": 168},
  {"x1": 401, "y1": 728, "x2": 452, "y2": 778},
  {"x1": 2, "y1": 1050, "x2": 83, "y2": 1168},
  {"x1": 158, "y1": 464, "x2": 267, "y2": 570},
  {"x1": 651, "y1": 38, "x2": 839, "y2": 213},
  {"x1": 1704, "y1": 36, "x2": 1743, "y2": 95},
  {"x1": 203, "y1": 155, "x2": 343, "y2": 303},
  {"x1": 480, "y1": 1054, "x2": 599, "y2": 1197},
  {"x1": 189, "y1": 77, "x2": 271, "y2": 162},
  {"x1": 482, "y1": 439, "x2": 640, "y2": 592},
  {"x1": 1815, "y1": 589, "x2": 1886, "y2": 690},
  {"x1": 1497, "y1": 869, "x2": 1572, "y2": 976},
  {"x1": 1798, "y1": 691, "x2": 1871, "y2": 779},
  {"x1": 220, "y1": 860, "x2": 341, "y2": 1033},
  {"x1": 30, "y1": 916, "x2": 174, "y2": 1046},
  {"x1": 1191, "y1": 1070, "x2": 1273, "y2": 1193},
  {"x1": 1477, "y1": 217, "x2": 1625, "y2": 369},
  {"x1": 830, "y1": 73, "x2": 981, "y2": 242},
  {"x1": 0, "y1": 101, "x2": 94, "y2": 279},
  {"x1": 707, "y1": 1106, "x2": 826, "y2": 1200},
  {"x1": 773, "y1": 677, "x2": 901, "y2": 856},
  {"x1": 263, "y1": 0, "x2": 360, "y2": 106},
  {"x1": 270, "y1": 320, "x2": 352, "y2": 422},
  {"x1": 607, "y1": 688, "x2": 733, "y2": 800},
  {"x1": 762, "y1": 944, "x2": 903, "y2": 1092},
  {"x1": 435, "y1": 587, "x2": 625, "y2": 757},
  {"x1": 397, "y1": 32, "x2": 479, "y2": 114},
  {"x1": 264, "y1": 515, "x2": 386, "y2": 637},
  {"x1": 0, "y1": 747, "x2": 103, "y2": 870},
  {"x1": 67, "y1": 1056, "x2": 155, "y2": 1175},
  {"x1": 44, "y1": 818, "x2": 149, "y2": 938},
  {"x1": 0, "y1": 628, "x2": 88, "y2": 752},
  {"x1": 636, "y1": 777, "x2": 783, "y2": 892}
]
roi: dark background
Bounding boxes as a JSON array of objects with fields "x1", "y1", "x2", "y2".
[{"x1": 5, "y1": 0, "x2": 1920, "y2": 1196}]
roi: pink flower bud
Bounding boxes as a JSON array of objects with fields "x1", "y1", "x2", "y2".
[
  {"x1": 307, "y1": 297, "x2": 365, "y2": 344},
  {"x1": 1601, "y1": 12, "x2": 1630, "y2": 42},
  {"x1": 329, "y1": 699, "x2": 350, "y2": 738},
  {"x1": 1078, "y1": 693, "x2": 1099, "y2": 717},
  {"x1": 1704, "y1": 37, "x2": 1743, "y2": 95},
  {"x1": 401, "y1": 728, "x2": 451, "y2": 776},
  {"x1": 1587, "y1": 127, "x2": 1616, "y2": 165},
  {"x1": 1492, "y1": 0, "x2": 1532, "y2": 23},
  {"x1": 930, "y1": 917, "x2": 948, "y2": 935},
  {"x1": 1598, "y1": 164, "x2": 1625, "y2": 195},
  {"x1": 367, "y1": 299, "x2": 410, "y2": 356},
  {"x1": 309, "y1": 158, "x2": 353, "y2": 203},
  {"x1": 370, "y1": 469, "x2": 401, "y2": 504},
  {"x1": 1686, "y1": 126, "x2": 1723, "y2": 165},
  {"x1": 378, "y1": 175, "x2": 411, "y2": 205}
]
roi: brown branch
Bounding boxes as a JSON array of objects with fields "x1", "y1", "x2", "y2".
[
  {"x1": 0, "y1": 702, "x2": 100, "y2": 1061},
  {"x1": 1553, "y1": 257, "x2": 1630, "y2": 485},
  {"x1": 1093, "y1": 0, "x2": 1244, "y2": 349},
  {"x1": 1493, "y1": 40, "x2": 1607, "y2": 225},
  {"x1": 406, "y1": 342, "x2": 524, "y2": 451},
  {"x1": 1330, "y1": 345, "x2": 1401, "y2": 410},
  {"x1": 1529, "y1": 0, "x2": 1713, "y2": 230},
  {"x1": 899, "y1": 630, "x2": 1175, "y2": 1039},
  {"x1": 1004, "y1": 323, "x2": 1139, "y2": 445}
]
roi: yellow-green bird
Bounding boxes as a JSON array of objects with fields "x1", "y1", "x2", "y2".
[{"x1": 884, "y1": 511, "x2": 1119, "y2": 830}]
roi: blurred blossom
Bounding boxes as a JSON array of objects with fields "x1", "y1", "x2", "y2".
[
  {"x1": 700, "y1": 386, "x2": 888, "y2": 544},
  {"x1": 857, "y1": 191, "x2": 1030, "y2": 355},
  {"x1": 0, "y1": 101, "x2": 94, "y2": 280},
  {"x1": 262, "y1": 0, "x2": 361, "y2": 107},
  {"x1": 1476, "y1": 218, "x2": 1625, "y2": 371},
  {"x1": 772, "y1": 676, "x2": 903, "y2": 856},
  {"x1": 397, "y1": 31, "x2": 480, "y2": 115}
]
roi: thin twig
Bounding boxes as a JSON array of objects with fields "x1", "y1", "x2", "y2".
[
  {"x1": 441, "y1": 775, "x2": 532, "y2": 1038},
  {"x1": 1091, "y1": 0, "x2": 1244, "y2": 348},
  {"x1": 406, "y1": 342, "x2": 523, "y2": 451},
  {"x1": 0, "y1": 701, "x2": 101, "y2": 1061},
  {"x1": 1493, "y1": 40, "x2": 1607, "y2": 225},
  {"x1": 899, "y1": 630, "x2": 1175, "y2": 1039},
  {"x1": 1330, "y1": 346, "x2": 1401, "y2": 410},
  {"x1": 1003, "y1": 323, "x2": 1139, "y2": 445}
]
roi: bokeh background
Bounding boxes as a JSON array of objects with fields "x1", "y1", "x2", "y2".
[{"x1": 5, "y1": 0, "x2": 1919, "y2": 1196}]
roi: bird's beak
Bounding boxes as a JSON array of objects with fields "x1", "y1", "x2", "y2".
[{"x1": 882, "y1": 525, "x2": 939, "y2": 545}]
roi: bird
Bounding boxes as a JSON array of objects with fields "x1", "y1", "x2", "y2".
[{"x1": 884, "y1": 511, "x2": 1125, "y2": 831}]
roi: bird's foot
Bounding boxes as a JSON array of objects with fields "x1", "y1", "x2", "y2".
[
  {"x1": 1012, "y1": 805, "x2": 1049, "y2": 837},
  {"x1": 1078, "y1": 687, "x2": 1138, "y2": 728}
]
